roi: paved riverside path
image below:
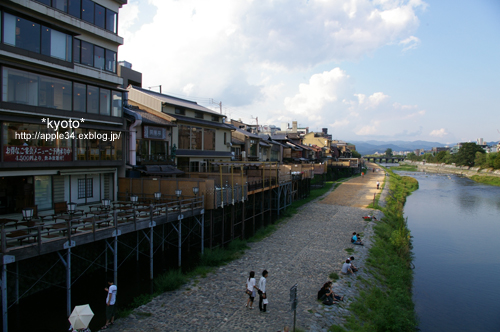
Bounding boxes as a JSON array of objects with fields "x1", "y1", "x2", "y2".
[{"x1": 112, "y1": 165, "x2": 386, "y2": 331}]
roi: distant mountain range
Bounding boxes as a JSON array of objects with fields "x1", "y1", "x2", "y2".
[{"x1": 348, "y1": 140, "x2": 499, "y2": 156}]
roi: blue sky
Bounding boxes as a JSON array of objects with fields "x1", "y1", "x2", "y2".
[{"x1": 118, "y1": 0, "x2": 500, "y2": 143}]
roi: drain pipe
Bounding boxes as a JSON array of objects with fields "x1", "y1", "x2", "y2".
[{"x1": 123, "y1": 95, "x2": 142, "y2": 166}]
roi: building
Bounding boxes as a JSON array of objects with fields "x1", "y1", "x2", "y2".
[
  {"x1": 0, "y1": 0, "x2": 127, "y2": 215},
  {"x1": 127, "y1": 86, "x2": 234, "y2": 172}
]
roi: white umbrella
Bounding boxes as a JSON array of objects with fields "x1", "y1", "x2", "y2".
[{"x1": 68, "y1": 304, "x2": 94, "y2": 330}]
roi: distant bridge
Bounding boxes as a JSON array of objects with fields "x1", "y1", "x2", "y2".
[{"x1": 364, "y1": 156, "x2": 406, "y2": 163}]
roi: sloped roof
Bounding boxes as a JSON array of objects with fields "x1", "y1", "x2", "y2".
[
  {"x1": 270, "y1": 134, "x2": 288, "y2": 141},
  {"x1": 142, "y1": 165, "x2": 184, "y2": 176},
  {"x1": 232, "y1": 137, "x2": 245, "y2": 145},
  {"x1": 130, "y1": 86, "x2": 221, "y2": 115},
  {"x1": 131, "y1": 108, "x2": 174, "y2": 126},
  {"x1": 235, "y1": 128, "x2": 260, "y2": 139},
  {"x1": 173, "y1": 115, "x2": 235, "y2": 130}
]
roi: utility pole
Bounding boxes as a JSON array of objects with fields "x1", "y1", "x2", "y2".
[{"x1": 148, "y1": 85, "x2": 162, "y2": 93}]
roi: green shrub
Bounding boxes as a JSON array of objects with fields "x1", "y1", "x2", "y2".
[
  {"x1": 329, "y1": 272, "x2": 339, "y2": 281},
  {"x1": 154, "y1": 269, "x2": 187, "y2": 293}
]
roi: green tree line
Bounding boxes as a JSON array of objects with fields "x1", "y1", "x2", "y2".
[{"x1": 406, "y1": 143, "x2": 500, "y2": 169}]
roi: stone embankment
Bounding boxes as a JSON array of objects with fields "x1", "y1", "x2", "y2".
[
  {"x1": 401, "y1": 161, "x2": 500, "y2": 178},
  {"x1": 110, "y1": 164, "x2": 386, "y2": 332}
]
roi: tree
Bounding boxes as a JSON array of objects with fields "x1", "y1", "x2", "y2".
[
  {"x1": 385, "y1": 148, "x2": 393, "y2": 157},
  {"x1": 435, "y1": 151, "x2": 448, "y2": 162},
  {"x1": 474, "y1": 151, "x2": 487, "y2": 168},
  {"x1": 455, "y1": 143, "x2": 485, "y2": 167},
  {"x1": 351, "y1": 150, "x2": 361, "y2": 158}
]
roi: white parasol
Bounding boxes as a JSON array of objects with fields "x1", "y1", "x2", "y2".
[{"x1": 68, "y1": 304, "x2": 94, "y2": 329}]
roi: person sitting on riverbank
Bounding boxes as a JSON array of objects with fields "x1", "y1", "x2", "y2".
[
  {"x1": 351, "y1": 232, "x2": 363, "y2": 245},
  {"x1": 317, "y1": 282, "x2": 342, "y2": 305},
  {"x1": 346, "y1": 257, "x2": 358, "y2": 272},
  {"x1": 341, "y1": 259, "x2": 355, "y2": 275}
]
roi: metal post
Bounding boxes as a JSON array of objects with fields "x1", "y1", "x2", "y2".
[
  {"x1": 114, "y1": 210, "x2": 118, "y2": 286},
  {"x1": 14, "y1": 262, "x2": 19, "y2": 305},
  {"x1": 201, "y1": 203, "x2": 205, "y2": 255},
  {"x1": 136, "y1": 232, "x2": 139, "y2": 261},
  {"x1": 105, "y1": 242, "x2": 108, "y2": 272},
  {"x1": 66, "y1": 248, "x2": 71, "y2": 317},
  {"x1": 2, "y1": 262, "x2": 8, "y2": 332},
  {"x1": 178, "y1": 218, "x2": 182, "y2": 267},
  {"x1": 150, "y1": 226, "x2": 154, "y2": 280}
]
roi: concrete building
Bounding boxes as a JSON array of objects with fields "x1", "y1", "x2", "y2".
[{"x1": 0, "y1": 0, "x2": 127, "y2": 215}]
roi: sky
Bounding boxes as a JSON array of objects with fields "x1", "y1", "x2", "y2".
[{"x1": 118, "y1": 0, "x2": 500, "y2": 144}]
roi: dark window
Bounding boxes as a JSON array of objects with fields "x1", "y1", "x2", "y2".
[
  {"x1": 211, "y1": 115, "x2": 218, "y2": 122},
  {"x1": 52, "y1": 0, "x2": 68, "y2": 12},
  {"x1": 105, "y1": 49, "x2": 116, "y2": 72},
  {"x1": 94, "y1": 46, "x2": 105, "y2": 69},
  {"x1": 41, "y1": 26, "x2": 72, "y2": 61},
  {"x1": 38, "y1": 75, "x2": 72, "y2": 110},
  {"x1": 224, "y1": 132, "x2": 227, "y2": 144},
  {"x1": 175, "y1": 108, "x2": 185, "y2": 115},
  {"x1": 36, "y1": 0, "x2": 52, "y2": 5},
  {"x1": 100, "y1": 89, "x2": 110, "y2": 115},
  {"x1": 105, "y1": 9, "x2": 117, "y2": 33},
  {"x1": 73, "y1": 39, "x2": 81, "y2": 63},
  {"x1": 73, "y1": 83, "x2": 86, "y2": 112},
  {"x1": 80, "y1": 41, "x2": 93, "y2": 66},
  {"x1": 87, "y1": 85, "x2": 99, "y2": 114},
  {"x1": 41, "y1": 26, "x2": 51, "y2": 57},
  {"x1": 195, "y1": 112, "x2": 203, "y2": 119},
  {"x1": 68, "y1": 0, "x2": 81, "y2": 18},
  {"x1": 78, "y1": 178, "x2": 93, "y2": 199},
  {"x1": 94, "y1": 4, "x2": 105, "y2": 29},
  {"x1": 81, "y1": 0, "x2": 94, "y2": 23},
  {"x1": 4, "y1": 14, "x2": 41, "y2": 53}
]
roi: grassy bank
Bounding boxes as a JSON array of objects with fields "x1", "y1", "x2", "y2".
[
  {"x1": 330, "y1": 169, "x2": 418, "y2": 332},
  {"x1": 390, "y1": 165, "x2": 418, "y2": 172},
  {"x1": 470, "y1": 175, "x2": 500, "y2": 187},
  {"x1": 118, "y1": 180, "x2": 337, "y2": 317}
]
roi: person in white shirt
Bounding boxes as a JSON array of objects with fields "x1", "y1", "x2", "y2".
[
  {"x1": 102, "y1": 279, "x2": 117, "y2": 330},
  {"x1": 245, "y1": 271, "x2": 258, "y2": 309},
  {"x1": 258, "y1": 270, "x2": 268, "y2": 312},
  {"x1": 341, "y1": 259, "x2": 354, "y2": 275}
]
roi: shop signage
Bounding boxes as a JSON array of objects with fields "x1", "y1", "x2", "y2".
[
  {"x1": 4, "y1": 146, "x2": 72, "y2": 162},
  {"x1": 144, "y1": 126, "x2": 166, "y2": 139}
]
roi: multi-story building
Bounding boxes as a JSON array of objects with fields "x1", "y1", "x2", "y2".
[
  {"x1": 127, "y1": 86, "x2": 234, "y2": 172},
  {"x1": 0, "y1": 0, "x2": 127, "y2": 215}
]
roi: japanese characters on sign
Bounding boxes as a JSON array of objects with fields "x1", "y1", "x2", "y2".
[{"x1": 4, "y1": 146, "x2": 72, "y2": 162}]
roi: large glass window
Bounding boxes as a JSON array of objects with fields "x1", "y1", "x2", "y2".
[
  {"x1": 178, "y1": 125, "x2": 190, "y2": 149},
  {"x1": 204, "y1": 128, "x2": 215, "y2": 151},
  {"x1": 38, "y1": 75, "x2": 72, "y2": 110},
  {"x1": 191, "y1": 127, "x2": 202, "y2": 150},
  {"x1": 35, "y1": 176, "x2": 52, "y2": 210},
  {"x1": 94, "y1": 46, "x2": 105, "y2": 70},
  {"x1": 37, "y1": 0, "x2": 51, "y2": 5},
  {"x1": 73, "y1": 83, "x2": 86, "y2": 112},
  {"x1": 68, "y1": 0, "x2": 81, "y2": 18},
  {"x1": 100, "y1": 89, "x2": 110, "y2": 115},
  {"x1": 3, "y1": 13, "x2": 41, "y2": 53},
  {"x1": 41, "y1": 26, "x2": 72, "y2": 61},
  {"x1": 80, "y1": 41, "x2": 93, "y2": 66},
  {"x1": 111, "y1": 91, "x2": 122, "y2": 117},
  {"x1": 53, "y1": 0, "x2": 68, "y2": 12},
  {"x1": 87, "y1": 85, "x2": 99, "y2": 114},
  {"x1": 2, "y1": 67, "x2": 39, "y2": 106},
  {"x1": 73, "y1": 39, "x2": 81, "y2": 63},
  {"x1": 105, "y1": 9, "x2": 117, "y2": 33},
  {"x1": 94, "y1": 4, "x2": 105, "y2": 29},
  {"x1": 105, "y1": 49, "x2": 116, "y2": 73},
  {"x1": 81, "y1": 0, "x2": 94, "y2": 23}
]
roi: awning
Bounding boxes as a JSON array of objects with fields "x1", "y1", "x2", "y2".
[
  {"x1": 58, "y1": 168, "x2": 117, "y2": 176},
  {"x1": 142, "y1": 165, "x2": 184, "y2": 176}
]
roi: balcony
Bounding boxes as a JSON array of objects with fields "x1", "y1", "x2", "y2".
[{"x1": 137, "y1": 154, "x2": 172, "y2": 165}]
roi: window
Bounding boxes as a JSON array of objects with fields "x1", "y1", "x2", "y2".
[
  {"x1": 52, "y1": 0, "x2": 68, "y2": 12},
  {"x1": 224, "y1": 132, "x2": 227, "y2": 144},
  {"x1": 37, "y1": 0, "x2": 51, "y2": 5},
  {"x1": 100, "y1": 89, "x2": 110, "y2": 115},
  {"x1": 81, "y1": 0, "x2": 94, "y2": 23},
  {"x1": 204, "y1": 128, "x2": 215, "y2": 151},
  {"x1": 94, "y1": 46, "x2": 105, "y2": 70},
  {"x1": 41, "y1": 26, "x2": 72, "y2": 61},
  {"x1": 73, "y1": 39, "x2": 81, "y2": 63},
  {"x1": 195, "y1": 112, "x2": 203, "y2": 119},
  {"x1": 80, "y1": 41, "x2": 93, "y2": 66},
  {"x1": 78, "y1": 178, "x2": 93, "y2": 199},
  {"x1": 68, "y1": 0, "x2": 81, "y2": 18},
  {"x1": 105, "y1": 49, "x2": 116, "y2": 73},
  {"x1": 211, "y1": 115, "x2": 219, "y2": 122},
  {"x1": 94, "y1": 4, "x2": 105, "y2": 29},
  {"x1": 73, "y1": 83, "x2": 86, "y2": 112},
  {"x1": 191, "y1": 127, "x2": 202, "y2": 150},
  {"x1": 111, "y1": 91, "x2": 122, "y2": 117},
  {"x1": 4, "y1": 13, "x2": 41, "y2": 53},
  {"x1": 38, "y1": 75, "x2": 72, "y2": 110},
  {"x1": 178, "y1": 125, "x2": 190, "y2": 149},
  {"x1": 175, "y1": 108, "x2": 185, "y2": 115},
  {"x1": 87, "y1": 85, "x2": 99, "y2": 114},
  {"x1": 2, "y1": 68, "x2": 39, "y2": 106},
  {"x1": 105, "y1": 9, "x2": 117, "y2": 33}
]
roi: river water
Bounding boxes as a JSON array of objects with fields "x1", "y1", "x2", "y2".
[{"x1": 398, "y1": 171, "x2": 500, "y2": 331}]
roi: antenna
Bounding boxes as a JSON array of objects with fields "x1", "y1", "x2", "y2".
[
  {"x1": 210, "y1": 99, "x2": 222, "y2": 114},
  {"x1": 148, "y1": 85, "x2": 162, "y2": 93}
]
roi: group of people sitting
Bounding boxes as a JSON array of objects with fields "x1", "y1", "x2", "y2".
[
  {"x1": 341, "y1": 256, "x2": 358, "y2": 275},
  {"x1": 351, "y1": 232, "x2": 363, "y2": 245},
  {"x1": 317, "y1": 281, "x2": 344, "y2": 305}
]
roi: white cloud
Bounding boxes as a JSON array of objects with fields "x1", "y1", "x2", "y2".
[
  {"x1": 399, "y1": 35, "x2": 421, "y2": 51},
  {"x1": 429, "y1": 128, "x2": 448, "y2": 137}
]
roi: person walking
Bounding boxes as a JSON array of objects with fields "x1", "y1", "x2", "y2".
[
  {"x1": 245, "y1": 271, "x2": 258, "y2": 309},
  {"x1": 376, "y1": 181, "x2": 380, "y2": 189},
  {"x1": 258, "y1": 270, "x2": 268, "y2": 313},
  {"x1": 101, "y1": 279, "x2": 117, "y2": 330}
]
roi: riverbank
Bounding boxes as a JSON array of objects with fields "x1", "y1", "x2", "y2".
[
  {"x1": 329, "y1": 167, "x2": 418, "y2": 331},
  {"x1": 401, "y1": 161, "x2": 500, "y2": 178},
  {"x1": 109, "y1": 168, "x2": 385, "y2": 331}
]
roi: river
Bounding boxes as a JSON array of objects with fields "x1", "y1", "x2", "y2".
[{"x1": 398, "y1": 171, "x2": 500, "y2": 331}]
